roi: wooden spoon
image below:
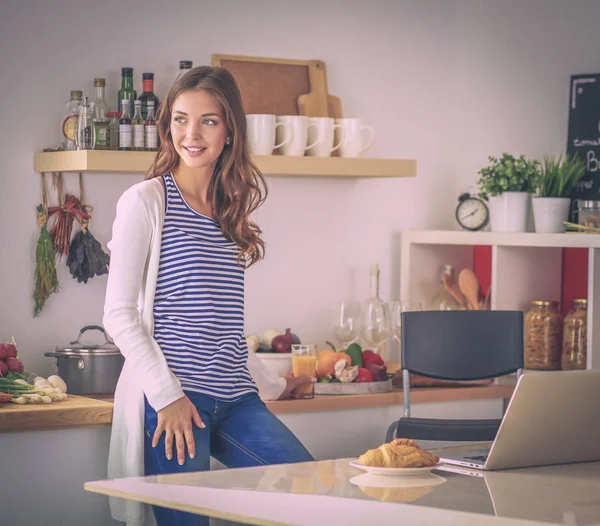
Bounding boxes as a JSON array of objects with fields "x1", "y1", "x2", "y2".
[
  {"x1": 442, "y1": 272, "x2": 468, "y2": 309},
  {"x1": 458, "y1": 269, "x2": 480, "y2": 310}
]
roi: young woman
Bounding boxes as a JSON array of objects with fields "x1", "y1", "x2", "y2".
[{"x1": 103, "y1": 66, "x2": 315, "y2": 526}]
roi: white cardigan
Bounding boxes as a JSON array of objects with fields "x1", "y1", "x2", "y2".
[{"x1": 103, "y1": 177, "x2": 286, "y2": 525}]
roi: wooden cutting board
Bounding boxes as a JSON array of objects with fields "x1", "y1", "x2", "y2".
[
  {"x1": 212, "y1": 54, "x2": 341, "y2": 118},
  {"x1": 296, "y1": 60, "x2": 343, "y2": 118}
]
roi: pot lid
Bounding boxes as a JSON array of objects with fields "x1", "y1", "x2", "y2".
[{"x1": 55, "y1": 325, "x2": 121, "y2": 355}]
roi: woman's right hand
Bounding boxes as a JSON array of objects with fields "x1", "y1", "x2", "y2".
[{"x1": 153, "y1": 395, "x2": 205, "y2": 465}]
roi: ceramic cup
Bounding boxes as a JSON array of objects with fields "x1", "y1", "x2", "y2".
[
  {"x1": 247, "y1": 114, "x2": 291, "y2": 155},
  {"x1": 335, "y1": 118, "x2": 375, "y2": 158},
  {"x1": 276, "y1": 115, "x2": 319, "y2": 157},
  {"x1": 305, "y1": 117, "x2": 345, "y2": 157}
]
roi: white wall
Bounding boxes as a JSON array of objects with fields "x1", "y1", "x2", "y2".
[
  {"x1": 453, "y1": 0, "x2": 600, "y2": 188},
  {"x1": 0, "y1": 0, "x2": 459, "y2": 376}
]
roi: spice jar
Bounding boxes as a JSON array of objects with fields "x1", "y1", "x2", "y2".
[
  {"x1": 524, "y1": 300, "x2": 562, "y2": 370},
  {"x1": 576, "y1": 200, "x2": 600, "y2": 228},
  {"x1": 562, "y1": 299, "x2": 587, "y2": 370}
]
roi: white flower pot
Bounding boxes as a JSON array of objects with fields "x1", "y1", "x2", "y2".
[
  {"x1": 488, "y1": 192, "x2": 530, "y2": 232},
  {"x1": 532, "y1": 197, "x2": 571, "y2": 233}
]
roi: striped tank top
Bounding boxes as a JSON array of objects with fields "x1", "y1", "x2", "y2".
[{"x1": 153, "y1": 173, "x2": 258, "y2": 401}]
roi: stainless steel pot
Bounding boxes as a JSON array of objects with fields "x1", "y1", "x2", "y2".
[{"x1": 44, "y1": 325, "x2": 124, "y2": 395}]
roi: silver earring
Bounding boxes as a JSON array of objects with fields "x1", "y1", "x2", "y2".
[{"x1": 226, "y1": 136, "x2": 231, "y2": 145}]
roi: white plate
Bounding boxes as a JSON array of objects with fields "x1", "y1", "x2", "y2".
[
  {"x1": 349, "y1": 472, "x2": 446, "y2": 489},
  {"x1": 349, "y1": 460, "x2": 440, "y2": 476}
]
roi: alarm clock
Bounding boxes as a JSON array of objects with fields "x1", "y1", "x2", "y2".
[{"x1": 455, "y1": 193, "x2": 489, "y2": 231}]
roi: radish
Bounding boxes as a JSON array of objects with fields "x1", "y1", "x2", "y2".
[
  {"x1": 6, "y1": 357, "x2": 24, "y2": 373},
  {"x1": 0, "y1": 345, "x2": 7, "y2": 360},
  {"x1": 4, "y1": 344, "x2": 17, "y2": 359},
  {"x1": 0, "y1": 361, "x2": 7, "y2": 376}
]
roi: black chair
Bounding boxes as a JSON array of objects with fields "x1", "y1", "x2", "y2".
[{"x1": 385, "y1": 310, "x2": 523, "y2": 443}]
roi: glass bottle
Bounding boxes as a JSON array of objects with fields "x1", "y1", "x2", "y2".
[
  {"x1": 62, "y1": 90, "x2": 82, "y2": 151},
  {"x1": 524, "y1": 300, "x2": 562, "y2": 370},
  {"x1": 360, "y1": 263, "x2": 390, "y2": 360},
  {"x1": 76, "y1": 97, "x2": 95, "y2": 150},
  {"x1": 107, "y1": 112, "x2": 121, "y2": 150},
  {"x1": 430, "y1": 265, "x2": 460, "y2": 310},
  {"x1": 131, "y1": 100, "x2": 145, "y2": 151},
  {"x1": 562, "y1": 299, "x2": 587, "y2": 370},
  {"x1": 92, "y1": 78, "x2": 110, "y2": 150},
  {"x1": 117, "y1": 67, "x2": 137, "y2": 115},
  {"x1": 144, "y1": 101, "x2": 158, "y2": 151},
  {"x1": 119, "y1": 100, "x2": 132, "y2": 151},
  {"x1": 139, "y1": 72, "x2": 160, "y2": 120},
  {"x1": 177, "y1": 60, "x2": 193, "y2": 80}
]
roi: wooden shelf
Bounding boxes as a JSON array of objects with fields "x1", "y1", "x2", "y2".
[
  {"x1": 403, "y1": 229, "x2": 600, "y2": 249},
  {"x1": 34, "y1": 150, "x2": 416, "y2": 178}
]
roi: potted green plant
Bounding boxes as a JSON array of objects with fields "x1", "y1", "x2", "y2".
[
  {"x1": 531, "y1": 154, "x2": 586, "y2": 233},
  {"x1": 477, "y1": 153, "x2": 539, "y2": 232}
]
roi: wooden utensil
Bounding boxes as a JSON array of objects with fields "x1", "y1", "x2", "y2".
[
  {"x1": 442, "y1": 272, "x2": 468, "y2": 309},
  {"x1": 458, "y1": 269, "x2": 480, "y2": 310}
]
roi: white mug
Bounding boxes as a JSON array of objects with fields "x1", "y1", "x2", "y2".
[
  {"x1": 334, "y1": 118, "x2": 375, "y2": 158},
  {"x1": 276, "y1": 115, "x2": 319, "y2": 157},
  {"x1": 246, "y1": 114, "x2": 291, "y2": 155},
  {"x1": 305, "y1": 117, "x2": 345, "y2": 157}
]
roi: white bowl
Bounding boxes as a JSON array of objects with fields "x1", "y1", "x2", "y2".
[{"x1": 255, "y1": 352, "x2": 292, "y2": 377}]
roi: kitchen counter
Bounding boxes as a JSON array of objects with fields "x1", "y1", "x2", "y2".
[
  {"x1": 85, "y1": 456, "x2": 600, "y2": 525},
  {"x1": 0, "y1": 384, "x2": 514, "y2": 433},
  {"x1": 0, "y1": 394, "x2": 113, "y2": 433}
]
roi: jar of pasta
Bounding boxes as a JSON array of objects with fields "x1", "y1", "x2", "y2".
[
  {"x1": 561, "y1": 299, "x2": 587, "y2": 370},
  {"x1": 524, "y1": 300, "x2": 562, "y2": 370}
]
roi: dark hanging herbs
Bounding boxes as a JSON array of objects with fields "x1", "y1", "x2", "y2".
[
  {"x1": 67, "y1": 213, "x2": 110, "y2": 284},
  {"x1": 33, "y1": 205, "x2": 59, "y2": 317}
]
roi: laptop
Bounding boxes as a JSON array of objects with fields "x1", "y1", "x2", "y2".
[{"x1": 439, "y1": 369, "x2": 600, "y2": 471}]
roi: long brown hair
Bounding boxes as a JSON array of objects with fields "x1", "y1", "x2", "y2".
[{"x1": 146, "y1": 66, "x2": 267, "y2": 267}]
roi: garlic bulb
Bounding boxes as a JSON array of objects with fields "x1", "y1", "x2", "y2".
[
  {"x1": 334, "y1": 359, "x2": 359, "y2": 383},
  {"x1": 245, "y1": 334, "x2": 261, "y2": 353}
]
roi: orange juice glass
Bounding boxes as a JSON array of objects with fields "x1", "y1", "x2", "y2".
[{"x1": 291, "y1": 344, "x2": 317, "y2": 399}]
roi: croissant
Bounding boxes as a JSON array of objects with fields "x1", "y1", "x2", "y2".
[{"x1": 357, "y1": 438, "x2": 439, "y2": 468}]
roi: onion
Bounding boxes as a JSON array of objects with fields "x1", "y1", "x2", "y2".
[
  {"x1": 271, "y1": 328, "x2": 295, "y2": 353},
  {"x1": 262, "y1": 328, "x2": 282, "y2": 348}
]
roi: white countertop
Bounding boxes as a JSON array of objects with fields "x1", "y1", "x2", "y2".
[{"x1": 85, "y1": 457, "x2": 600, "y2": 525}]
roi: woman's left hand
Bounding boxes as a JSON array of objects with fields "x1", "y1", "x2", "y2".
[{"x1": 278, "y1": 373, "x2": 316, "y2": 400}]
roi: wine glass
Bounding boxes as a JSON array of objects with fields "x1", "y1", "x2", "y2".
[
  {"x1": 333, "y1": 301, "x2": 361, "y2": 348},
  {"x1": 360, "y1": 297, "x2": 390, "y2": 357},
  {"x1": 390, "y1": 300, "x2": 424, "y2": 356}
]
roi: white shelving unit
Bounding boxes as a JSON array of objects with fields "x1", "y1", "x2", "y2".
[{"x1": 400, "y1": 230, "x2": 600, "y2": 370}]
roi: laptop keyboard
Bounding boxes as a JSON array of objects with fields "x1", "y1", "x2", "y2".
[{"x1": 464, "y1": 455, "x2": 488, "y2": 462}]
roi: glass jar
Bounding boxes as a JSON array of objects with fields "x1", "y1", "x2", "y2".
[
  {"x1": 576, "y1": 200, "x2": 600, "y2": 228},
  {"x1": 524, "y1": 300, "x2": 562, "y2": 370},
  {"x1": 430, "y1": 265, "x2": 461, "y2": 310},
  {"x1": 562, "y1": 299, "x2": 587, "y2": 370}
]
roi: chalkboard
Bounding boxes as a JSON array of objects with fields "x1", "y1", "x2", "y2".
[{"x1": 567, "y1": 73, "x2": 600, "y2": 201}]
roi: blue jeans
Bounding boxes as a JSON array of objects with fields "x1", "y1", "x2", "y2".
[{"x1": 144, "y1": 391, "x2": 314, "y2": 526}]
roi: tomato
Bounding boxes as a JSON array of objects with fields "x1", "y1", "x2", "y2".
[{"x1": 355, "y1": 368, "x2": 374, "y2": 383}]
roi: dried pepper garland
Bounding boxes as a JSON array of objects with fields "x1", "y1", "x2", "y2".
[
  {"x1": 33, "y1": 201, "x2": 59, "y2": 317},
  {"x1": 47, "y1": 193, "x2": 90, "y2": 258}
]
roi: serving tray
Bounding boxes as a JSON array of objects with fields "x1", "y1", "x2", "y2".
[{"x1": 314, "y1": 379, "x2": 393, "y2": 395}]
